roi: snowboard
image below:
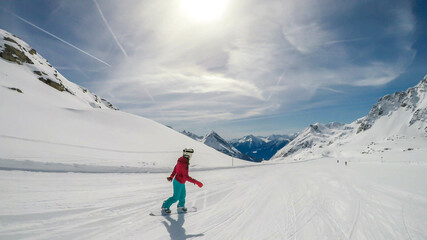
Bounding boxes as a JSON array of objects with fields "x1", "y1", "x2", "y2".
[{"x1": 149, "y1": 207, "x2": 197, "y2": 216}]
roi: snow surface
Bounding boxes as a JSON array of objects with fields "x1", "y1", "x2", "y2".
[
  {"x1": 1, "y1": 159, "x2": 426, "y2": 239},
  {"x1": 1, "y1": 29, "x2": 427, "y2": 239}
]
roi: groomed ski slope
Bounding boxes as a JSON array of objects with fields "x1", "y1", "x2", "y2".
[{"x1": 1, "y1": 158, "x2": 426, "y2": 240}]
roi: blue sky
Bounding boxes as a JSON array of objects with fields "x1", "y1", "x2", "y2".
[{"x1": 1, "y1": 0, "x2": 426, "y2": 139}]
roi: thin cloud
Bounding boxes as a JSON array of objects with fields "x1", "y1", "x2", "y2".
[
  {"x1": 266, "y1": 70, "x2": 287, "y2": 101},
  {"x1": 144, "y1": 88, "x2": 155, "y2": 102},
  {"x1": 93, "y1": 0, "x2": 128, "y2": 58},
  {"x1": 282, "y1": 22, "x2": 332, "y2": 54},
  {"x1": 323, "y1": 37, "x2": 370, "y2": 46},
  {"x1": 89, "y1": 0, "x2": 416, "y2": 125},
  {"x1": 2, "y1": 8, "x2": 111, "y2": 67}
]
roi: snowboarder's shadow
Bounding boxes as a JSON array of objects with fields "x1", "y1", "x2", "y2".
[{"x1": 162, "y1": 213, "x2": 204, "y2": 240}]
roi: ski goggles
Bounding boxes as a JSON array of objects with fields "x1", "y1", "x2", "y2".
[{"x1": 183, "y1": 148, "x2": 194, "y2": 158}]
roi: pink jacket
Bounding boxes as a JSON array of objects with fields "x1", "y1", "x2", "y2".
[{"x1": 170, "y1": 156, "x2": 199, "y2": 185}]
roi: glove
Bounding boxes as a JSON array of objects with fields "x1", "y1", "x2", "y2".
[
  {"x1": 194, "y1": 180, "x2": 203, "y2": 188},
  {"x1": 167, "y1": 177, "x2": 173, "y2": 182}
]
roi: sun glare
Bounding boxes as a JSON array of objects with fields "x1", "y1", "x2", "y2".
[{"x1": 180, "y1": 0, "x2": 228, "y2": 22}]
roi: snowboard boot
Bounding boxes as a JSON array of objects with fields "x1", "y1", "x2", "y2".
[
  {"x1": 162, "y1": 208, "x2": 171, "y2": 214},
  {"x1": 177, "y1": 206, "x2": 187, "y2": 212},
  {"x1": 161, "y1": 201, "x2": 171, "y2": 214}
]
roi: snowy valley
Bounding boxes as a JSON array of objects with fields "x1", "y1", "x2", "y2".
[{"x1": 1, "y1": 29, "x2": 426, "y2": 240}]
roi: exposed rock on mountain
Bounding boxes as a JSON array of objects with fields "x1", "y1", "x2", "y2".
[
  {"x1": 272, "y1": 76, "x2": 427, "y2": 161},
  {"x1": 0, "y1": 29, "x2": 118, "y2": 110},
  {"x1": 357, "y1": 76, "x2": 427, "y2": 133}
]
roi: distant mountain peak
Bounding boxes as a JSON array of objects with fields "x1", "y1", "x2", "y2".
[
  {"x1": 206, "y1": 130, "x2": 220, "y2": 137},
  {"x1": 231, "y1": 134, "x2": 296, "y2": 161},
  {"x1": 203, "y1": 131, "x2": 230, "y2": 147},
  {"x1": 241, "y1": 134, "x2": 263, "y2": 143},
  {"x1": 202, "y1": 131, "x2": 254, "y2": 161},
  {"x1": 181, "y1": 130, "x2": 203, "y2": 141}
]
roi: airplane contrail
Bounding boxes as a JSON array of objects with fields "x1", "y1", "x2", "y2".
[
  {"x1": 93, "y1": 0, "x2": 128, "y2": 58},
  {"x1": 323, "y1": 37, "x2": 370, "y2": 46},
  {"x1": 3, "y1": 8, "x2": 111, "y2": 67},
  {"x1": 266, "y1": 70, "x2": 286, "y2": 101}
]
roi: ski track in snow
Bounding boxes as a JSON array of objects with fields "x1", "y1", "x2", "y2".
[
  {"x1": 0, "y1": 158, "x2": 426, "y2": 240},
  {"x1": 347, "y1": 200, "x2": 360, "y2": 239}
]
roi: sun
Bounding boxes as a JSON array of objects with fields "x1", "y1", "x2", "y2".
[{"x1": 180, "y1": 0, "x2": 228, "y2": 22}]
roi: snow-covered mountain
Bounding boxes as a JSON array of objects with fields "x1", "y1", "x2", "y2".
[
  {"x1": 0, "y1": 30, "x2": 117, "y2": 110},
  {"x1": 180, "y1": 130, "x2": 256, "y2": 161},
  {"x1": 201, "y1": 131, "x2": 254, "y2": 161},
  {"x1": 181, "y1": 130, "x2": 203, "y2": 141},
  {"x1": 0, "y1": 29, "x2": 250, "y2": 171},
  {"x1": 356, "y1": 78, "x2": 427, "y2": 134},
  {"x1": 232, "y1": 135, "x2": 265, "y2": 149},
  {"x1": 273, "y1": 76, "x2": 427, "y2": 162},
  {"x1": 272, "y1": 122, "x2": 352, "y2": 159},
  {"x1": 182, "y1": 129, "x2": 298, "y2": 161},
  {"x1": 231, "y1": 134, "x2": 297, "y2": 160}
]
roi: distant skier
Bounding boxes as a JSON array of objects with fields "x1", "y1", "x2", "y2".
[{"x1": 161, "y1": 148, "x2": 203, "y2": 214}]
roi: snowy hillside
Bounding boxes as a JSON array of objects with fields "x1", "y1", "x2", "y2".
[
  {"x1": 0, "y1": 29, "x2": 250, "y2": 172},
  {"x1": 273, "y1": 76, "x2": 427, "y2": 162},
  {"x1": 201, "y1": 131, "x2": 254, "y2": 161}
]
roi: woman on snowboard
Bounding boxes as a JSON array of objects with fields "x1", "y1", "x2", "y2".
[{"x1": 162, "y1": 148, "x2": 203, "y2": 214}]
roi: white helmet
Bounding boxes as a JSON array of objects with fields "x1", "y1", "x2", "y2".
[{"x1": 183, "y1": 148, "x2": 194, "y2": 159}]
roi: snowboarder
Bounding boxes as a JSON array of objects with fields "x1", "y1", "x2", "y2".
[{"x1": 161, "y1": 148, "x2": 203, "y2": 214}]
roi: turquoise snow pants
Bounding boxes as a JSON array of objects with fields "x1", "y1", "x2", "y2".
[{"x1": 163, "y1": 179, "x2": 186, "y2": 209}]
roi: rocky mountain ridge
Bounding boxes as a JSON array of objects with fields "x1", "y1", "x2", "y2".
[
  {"x1": 181, "y1": 130, "x2": 296, "y2": 161},
  {"x1": 273, "y1": 75, "x2": 427, "y2": 161},
  {"x1": 357, "y1": 77, "x2": 427, "y2": 133},
  {"x1": 0, "y1": 29, "x2": 117, "y2": 110},
  {"x1": 230, "y1": 134, "x2": 297, "y2": 160},
  {"x1": 201, "y1": 131, "x2": 254, "y2": 161}
]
